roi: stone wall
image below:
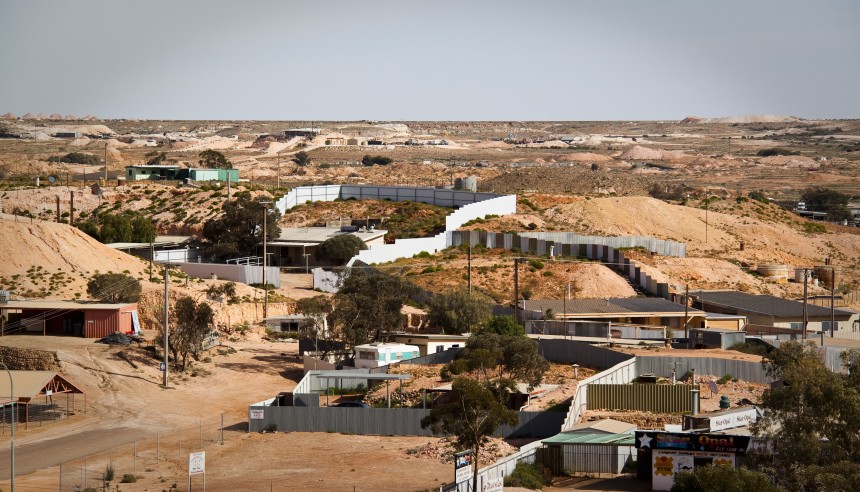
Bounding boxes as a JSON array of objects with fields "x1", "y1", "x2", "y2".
[{"x1": 0, "y1": 346, "x2": 59, "y2": 370}]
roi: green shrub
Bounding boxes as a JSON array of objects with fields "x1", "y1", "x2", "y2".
[
  {"x1": 528, "y1": 259, "x2": 544, "y2": 270},
  {"x1": 121, "y1": 474, "x2": 138, "y2": 483},
  {"x1": 757, "y1": 148, "x2": 799, "y2": 157},
  {"x1": 803, "y1": 222, "x2": 827, "y2": 234},
  {"x1": 717, "y1": 374, "x2": 734, "y2": 385},
  {"x1": 504, "y1": 462, "x2": 548, "y2": 489}
]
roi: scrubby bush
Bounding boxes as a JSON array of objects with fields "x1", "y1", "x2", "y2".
[
  {"x1": 504, "y1": 462, "x2": 549, "y2": 489},
  {"x1": 47, "y1": 152, "x2": 101, "y2": 165}
]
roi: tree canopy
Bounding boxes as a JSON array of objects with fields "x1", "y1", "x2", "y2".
[
  {"x1": 481, "y1": 315, "x2": 524, "y2": 336},
  {"x1": 145, "y1": 151, "x2": 168, "y2": 166},
  {"x1": 79, "y1": 212, "x2": 156, "y2": 244},
  {"x1": 427, "y1": 289, "x2": 491, "y2": 334},
  {"x1": 801, "y1": 187, "x2": 853, "y2": 221},
  {"x1": 748, "y1": 340, "x2": 860, "y2": 490},
  {"x1": 169, "y1": 296, "x2": 214, "y2": 371},
  {"x1": 444, "y1": 333, "x2": 548, "y2": 405},
  {"x1": 315, "y1": 234, "x2": 367, "y2": 265},
  {"x1": 420, "y1": 377, "x2": 518, "y2": 492},
  {"x1": 198, "y1": 149, "x2": 231, "y2": 169},
  {"x1": 201, "y1": 192, "x2": 281, "y2": 260},
  {"x1": 361, "y1": 155, "x2": 393, "y2": 166},
  {"x1": 671, "y1": 465, "x2": 780, "y2": 492},
  {"x1": 295, "y1": 295, "x2": 333, "y2": 352},
  {"x1": 293, "y1": 151, "x2": 311, "y2": 167},
  {"x1": 86, "y1": 272, "x2": 142, "y2": 303},
  {"x1": 329, "y1": 269, "x2": 421, "y2": 347}
]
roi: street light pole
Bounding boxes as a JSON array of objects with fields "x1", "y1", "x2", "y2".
[{"x1": 1, "y1": 361, "x2": 14, "y2": 491}]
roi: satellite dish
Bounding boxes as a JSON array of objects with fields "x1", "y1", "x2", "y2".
[
  {"x1": 708, "y1": 380, "x2": 719, "y2": 395},
  {"x1": 48, "y1": 176, "x2": 57, "y2": 183}
]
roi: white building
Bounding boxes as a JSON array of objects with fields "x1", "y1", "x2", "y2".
[{"x1": 354, "y1": 342, "x2": 420, "y2": 368}]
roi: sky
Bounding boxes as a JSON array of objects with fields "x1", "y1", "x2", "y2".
[{"x1": 1, "y1": 0, "x2": 858, "y2": 121}]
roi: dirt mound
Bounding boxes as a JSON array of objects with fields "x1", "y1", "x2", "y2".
[
  {"x1": 556, "y1": 152, "x2": 614, "y2": 163},
  {"x1": 484, "y1": 168, "x2": 654, "y2": 196},
  {"x1": 472, "y1": 140, "x2": 512, "y2": 149},
  {"x1": 619, "y1": 145, "x2": 683, "y2": 161},
  {"x1": 682, "y1": 115, "x2": 801, "y2": 124},
  {"x1": 523, "y1": 139, "x2": 569, "y2": 148},
  {"x1": 758, "y1": 155, "x2": 820, "y2": 168},
  {"x1": 1, "y1": 112, "x2": 16, "y2": 119},
  {"x1": 0, "y1": 215, "x2": 147, "y2": 298}
]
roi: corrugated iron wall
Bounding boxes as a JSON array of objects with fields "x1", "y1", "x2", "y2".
[
  {"x1": 84, "y1": 310, "x2": 119, "y2": 338},
  {"x1": 587, "y1": 384, "x2": 698, "y2": 413}
]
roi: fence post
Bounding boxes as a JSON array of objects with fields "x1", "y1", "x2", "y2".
[
  {"x1": 220, "y1": 414, "x2": 224, "y2": 444},
  {"x1": 133, "y1": 441, "x2": 137, "y2": 473},
  {"x1": 157, "y1": 434, "x2": 160, "y2": 464}
]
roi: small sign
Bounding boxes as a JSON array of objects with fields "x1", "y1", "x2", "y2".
[
  {"x1": 160, "y1": 362, "x2": 166, "y2": 371},
  {"x1": 709, "y1": 408, "x2": 757, "y2": 432},
  {"x1": 483, "y1": 477, "x2": 504, "y2": 492},
  {"x1": 454, "y1": 450, "x2": 474, "y2": 484},
  {"x1": 250, "y1": 409, "x2": 265, "y2": 420},
  {"x1": 46, "y1": 389, "x2": 53, "y2": 396},
  {"x1": 188, "y1": 451, "x2": 205, "y2": 475}
]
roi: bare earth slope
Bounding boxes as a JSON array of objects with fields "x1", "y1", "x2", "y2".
[{"x1": 0, "y1": 214, "x2": 148, "y2": 298}]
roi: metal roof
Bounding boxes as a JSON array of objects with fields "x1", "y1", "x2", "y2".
[
  {"x1": 273, "y1": 227, "x2": 387, "y2": 245},
  {"x1": 693, "y1": 290, "x2": 855, "y2": 318},
  {"x1": 524, "y1": 297, "x2": 704, "y2": 317},
  {"x1": 568, "y1": 418, "x2": 637, "y2": 435},
  {"x1": 107, "y1": 235, "x2": 192, "y2": 250},
  {"x1": 311, "y1": 371, "x2": 412, "y2": 381},
  {"x1": 0, "y1": 371, "x2": 85, "y2": 400},
  {"x1": 0, "y1": 300, "x2": 137, "y2": 310},
  {"x1": 543, "y1": 432, "x2": 636, "y2": 445}
]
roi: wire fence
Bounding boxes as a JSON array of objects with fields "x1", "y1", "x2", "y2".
[{"x1": 0, "y1": 411, "x2": 248, "y2": 491}]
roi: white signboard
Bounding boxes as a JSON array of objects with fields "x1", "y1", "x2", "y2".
[
  {"x1": 709, "y1": 408, "x2": 757, "y2": 431},
  {"x1": 456, "y1": 466, "x2": 473, "y2": 484},
  {"x1": 454, "y1": 450, "x2": 474, "y2": 484},
  {"x1": 250, "y1": 409, "x2": 264, "y2": 420},
  {"x1": 482, "y1": 477, "x2": 504, "y2": 492},
  {"x1": 189, "y1": 451, "x2": 206, "y2": 475}
]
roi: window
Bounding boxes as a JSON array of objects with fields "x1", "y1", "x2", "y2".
[
  {"x1": 358, "y1": 351, "x2": 376, "y2": 360},
  {"x1": 789, "y1": 322, "x2": 804, "y2": 330},
  {"x1": 435, "y1": 346, "x2": 444, "y2": 353},
  {"x1": 394, "y1": 352, "x2": 404, "y2": 360}
]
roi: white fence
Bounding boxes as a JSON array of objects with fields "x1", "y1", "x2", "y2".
[
  {"x1": 519, "y1": 232, "x2": 687, "y2": 258},
  {"x1": 467, "y1": 440, "x2": 544, "y2": 492},
  {"x1": 178, "y1": 263, "x2": 281, "y2": 287},
  {"x1": 562, "y1": 358, "x2": 638, "y2": 431}
]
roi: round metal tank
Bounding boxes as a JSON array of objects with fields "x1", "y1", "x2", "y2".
[
  {"x1": 794, "y1": 268, "x2": 811, "y2": 283},
  {"x1": 757, "y1": 264, "x2": 789, "y2": 280},
  {"x1": 462, "y1": 176, "x2": 478, "y2": 192},
  {"x1": 815, "y1": 265, "x2": 842, "y2": 290}
]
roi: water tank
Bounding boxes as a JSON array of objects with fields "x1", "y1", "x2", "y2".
[
  {"x1": 814, "y1": 265, "x2": 842, "y2": 290},
  {"x1": 794, "y1": 268, "x2": 812, "y2": 283},
  {"x1": 757, "y1": 264, "x2": 789, "y2": 281},
  {"x1": 462, "y1": 176, "x2": 478, "y2": 192}
]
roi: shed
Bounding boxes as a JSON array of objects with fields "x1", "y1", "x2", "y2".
[
  {"x1": 541, "y1": 431, "x2": 636, "y2": 476},
  {"x1": 0, "y1": 371, "x2": 85, "y2": 428},
  {"x1": 689, "y1": 328, "x2": 746, "y2": 350},
  {"x1": 390, "y1": 333, "x2": 468, "y2": 357},
  {"x1": 188, "y1": 168, "x2": 239, "y2": 183},
  {"x1": 0, "y1": 300, "x2": 140, "y2": 338}
]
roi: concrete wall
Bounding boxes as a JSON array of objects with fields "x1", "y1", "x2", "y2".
[
  {"x1": 636, "y1": 355, "x2": 772, "y2": 384},
  {"x1": 179, "y1": 263, "x2": 281, "y2": 287}
]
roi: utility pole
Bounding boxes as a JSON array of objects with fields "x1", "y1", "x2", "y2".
[
  {"x1": 564, "y1": 281, "x2": 571, "y2": 339},
  {"x1": 277, "y1": 153, "x2": 281, "y2": 190},
  {"x1": 684, "y1": 284, "x2": 689, "y2": 343},
  {"x1": 467, "y1": 243, "x2": 472, "y2": 296},
  {"x1": 261, "y1": 201, "x2": 272, "y2": 320},
  {"x1": 149, "y1": 239, "x2": 154, "y2": 282},
  {"x1": 0, "y1": 362, "x2": 14, "y2": 492},
  {"x1": 103, "y1": 142, "x2": 108, "y2": 182},
  {"x1": 163, "y1": 267, "x2": 169, "y2": 387},
  {"x1": 513, "y1": 257, "x2": 521, "y2": 323},
  {"x1": 830, "y1": 268, "x2": 836, "y2": 338},
  {"x1": 802, "y1": 268, "x2": 809, "y2": 339}
]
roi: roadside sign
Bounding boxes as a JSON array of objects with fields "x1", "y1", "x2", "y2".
[
  {"x1": 250, "y1": 409, "x2": 264, "y2": 420},
  {"x1": 483, "y1": 477, "x2": 504, "y2": 492},
  {"x1": 189, "y1": 451, "x2": 205, "y2": 475},
  {"x1": 160, "y1": 362, "x2": 166, "y2": 371},
  {"x1": 454, "y1": 450, "x2": 474, "y2": 484}
]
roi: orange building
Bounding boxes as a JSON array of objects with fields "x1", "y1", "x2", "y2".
[{"x1": 0, "y1": 300, "x2": 139, "y2": 338}]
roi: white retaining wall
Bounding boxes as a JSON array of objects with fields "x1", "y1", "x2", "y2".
[
  {"x1": 179, "y1": 263, "x2": 281, "y2": 287},
  {"x1": 562, "y1": 358, "x2": 638, "y2": 431}
]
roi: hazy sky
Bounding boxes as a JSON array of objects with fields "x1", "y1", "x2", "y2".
[{"x1": 1, "y1": 0, "x2": 858, "y2": 120}]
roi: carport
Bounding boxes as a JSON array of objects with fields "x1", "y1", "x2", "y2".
[
  {"x1": 0, "y1": 371, "x2": 85, "y2": 429},
  {"x1": 314, "y1": 371, "x2": 411, "y2": 408}
]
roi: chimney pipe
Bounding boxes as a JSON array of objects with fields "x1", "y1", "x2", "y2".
[{"x1": 691, "y1": 386, "x2": 700, "y2": 416}]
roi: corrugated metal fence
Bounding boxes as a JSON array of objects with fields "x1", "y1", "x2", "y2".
[
  {"x1": 368, "y1": 348, "x2": 463, "y2": 374},
  {"x1": 536, "y1": 339, "x2": 634, "y2": 369},
  {"x1": 587, "y1": 384, "x2": 699, "y2": 413},
  {"x1": 519, "y1": 232, "x2": 687, "y2": 258},
  {"x1": 636, "y1": 356, "x2": 772, "y2": 384},
  {"x1": 247, "y1": 406, "x2": 565, "y2": 438}
]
